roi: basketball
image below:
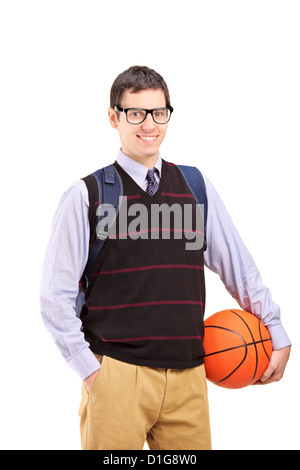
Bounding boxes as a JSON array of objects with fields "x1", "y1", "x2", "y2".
[{"x1": 203, "y1": 309, "x2": 273, "y2": 389}]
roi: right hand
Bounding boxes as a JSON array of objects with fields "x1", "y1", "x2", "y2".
[{"x1": 83, "y1": 369, "x2": 100, "y2": 393}]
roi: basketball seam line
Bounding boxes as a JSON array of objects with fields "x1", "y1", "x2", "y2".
[
  {"x1": 259, "y1": 319, "x2": 271, "y2": 361},
  {"x1": 231, "y1": 310, "x2": 258, "y2": 385},
  {"x1": 203, "y1": 338, "x2": 272, "y2": 358}
]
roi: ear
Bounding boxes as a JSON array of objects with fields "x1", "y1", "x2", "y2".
[{"x1": 108, "y1": 107, "x2": 119, "y2": 129}]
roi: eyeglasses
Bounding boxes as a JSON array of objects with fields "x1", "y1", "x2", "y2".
[{"x1": 114, "y1": 105, "x2": 173, "y2": 125}]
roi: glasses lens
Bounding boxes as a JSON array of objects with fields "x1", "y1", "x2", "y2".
[
  {"x1": 152, "y1": 108, "x2": 171, "y2": 124},
  {"x1": 127, "y1": 109, "x2": 146, "y2": 124}
]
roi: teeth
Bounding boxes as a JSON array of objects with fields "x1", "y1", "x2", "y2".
[{"x1": 139, "y1": 136, "x2": 156, "y2": 141}]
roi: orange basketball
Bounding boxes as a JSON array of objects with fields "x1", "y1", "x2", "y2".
[{"x1": 203, "y1": 309, "x2": 272, "y2": 389}]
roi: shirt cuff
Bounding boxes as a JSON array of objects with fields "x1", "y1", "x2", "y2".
[
  {"x1": 67, "y1": 347, "x2": 100, "y2": 381},
  {"x1": 267, "y1": 323, "x2": 292, "y2": 351}
]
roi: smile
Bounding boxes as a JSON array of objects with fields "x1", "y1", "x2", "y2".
[{"x1": 137, "y1": 136, "x2": 158, "y2": 142}]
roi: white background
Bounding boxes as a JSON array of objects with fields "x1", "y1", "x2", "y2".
[{"x1": 0, "y1": 0, "x2": 299, "y2": 450}]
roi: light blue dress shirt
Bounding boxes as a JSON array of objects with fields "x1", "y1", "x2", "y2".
[{"x1": 40, "y1": 149, "x2": 291, "y2": 380}]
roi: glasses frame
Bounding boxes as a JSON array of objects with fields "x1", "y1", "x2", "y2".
[{"x1": 114, "y1": 105, "x2": 174, "y2": 125}]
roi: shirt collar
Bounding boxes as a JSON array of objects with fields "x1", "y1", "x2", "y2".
[{"x1": 116, "y1": 149, "x2": 162, "y2": 187}]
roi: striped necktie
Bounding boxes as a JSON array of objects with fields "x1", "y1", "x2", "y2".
[{"x1": 146, "y1": 168, "x2": 159, "y2": 195}]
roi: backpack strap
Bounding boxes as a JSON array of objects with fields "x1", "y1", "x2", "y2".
[
  {"x1": 177, "y1": 165, "x2": 208, "y2": 250},
  {"x1": 82, "y1": 164, "x2": 123, "y2": 284}
]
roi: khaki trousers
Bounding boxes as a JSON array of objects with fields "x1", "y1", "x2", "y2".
[{"x1": 79, "y1": 354, "x2": 212, "y2": 450}]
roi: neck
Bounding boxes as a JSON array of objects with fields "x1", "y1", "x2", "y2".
[{"x1": 121, "y1": 149, "x2": 158, "y2": 169}]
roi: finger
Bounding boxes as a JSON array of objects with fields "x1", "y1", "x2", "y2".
[{"x1": 260, "y1": 363, "x2": 276, "y2": 383}]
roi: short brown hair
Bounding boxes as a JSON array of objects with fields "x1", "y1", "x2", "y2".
[{"x1": 110, "y1": 65, "x2": 171, "y2": 108}]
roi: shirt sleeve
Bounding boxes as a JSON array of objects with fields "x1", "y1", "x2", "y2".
[
  {"x1": 203, "y1": 173, "x2": 291, "y2": 350},
  {"x1": 39, "y1": 180, "x2": 100, "y2": 380}
]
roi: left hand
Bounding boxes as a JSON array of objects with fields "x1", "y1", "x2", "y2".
[{"x1": 254, "y1": 346, "x2": 291, "y2": 385}]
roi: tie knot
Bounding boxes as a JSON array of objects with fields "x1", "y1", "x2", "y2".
[{"x1": 146, "y1": 168, "x2": 157, "y2": 182}]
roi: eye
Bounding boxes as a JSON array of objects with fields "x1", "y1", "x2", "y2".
[
  {"x1": 154, "y1": 109, "x2": 167, "y2": 118},
  {"x1": 128, "y1": 109, "x2": 145, "y2": 118}
]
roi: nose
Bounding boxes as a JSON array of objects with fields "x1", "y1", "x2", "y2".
[{"x1": 141, "y1": 112, "x2": 156, "y2": 131}]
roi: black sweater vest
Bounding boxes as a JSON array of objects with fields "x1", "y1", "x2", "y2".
[{"x1": 81, "y1": 160, "x2": 206, "y2": 369}]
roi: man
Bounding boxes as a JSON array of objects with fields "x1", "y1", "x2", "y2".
[{"x1": 40, "y1": 65, "x2": 291, "y2": 450}]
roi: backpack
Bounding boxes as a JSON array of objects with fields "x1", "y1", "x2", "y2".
[{"x1": 75, "y1": 164, "x2": 208, "y2": 317}]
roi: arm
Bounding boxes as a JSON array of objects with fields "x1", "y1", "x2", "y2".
[
  {"x1": 203, "y1": 174, "x2": 291, "y2": 383},
  {"x1": 40, "y1": 180, "x2": 100, "y2": 382}
]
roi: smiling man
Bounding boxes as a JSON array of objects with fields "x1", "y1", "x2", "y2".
[
  {"x1": 40, "y1": 65, "x2": 291, "y2": 450},
  {"x1": 109, "y1": 82, "x2": 170, "y2": 168}
]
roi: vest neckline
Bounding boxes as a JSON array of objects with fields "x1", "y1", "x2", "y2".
[{"x1": 114, "y1": 160, "x2": 166, "y2": 203}]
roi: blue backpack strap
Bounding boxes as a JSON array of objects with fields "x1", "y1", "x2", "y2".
[
  {"x1": 83, "y1": 164, "x2": 123, "y2": 283},
  {"x1": 177, "y1": 165, "x2": 208, "y2": 250}
]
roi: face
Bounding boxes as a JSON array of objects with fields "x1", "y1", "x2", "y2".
[{"x1": 108, "y1": 88, "x2": 169, "y2": 168}]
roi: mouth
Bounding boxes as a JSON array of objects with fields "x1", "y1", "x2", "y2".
[{"x1": 137, "y1": 135, "x2": 159, "y2": 143}]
